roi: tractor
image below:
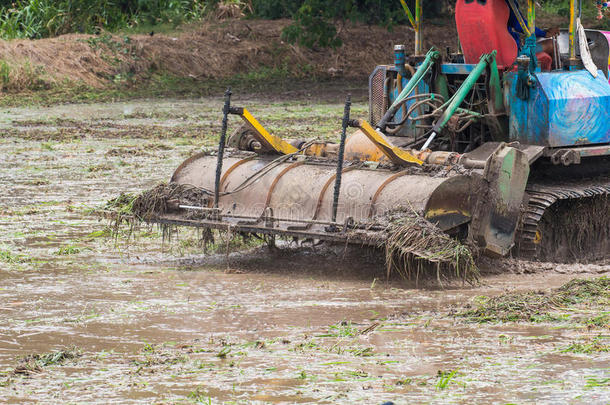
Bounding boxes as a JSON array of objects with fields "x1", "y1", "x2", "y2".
[{"x1": 141, "y1": 0, "x2": 610, "y2": 266}]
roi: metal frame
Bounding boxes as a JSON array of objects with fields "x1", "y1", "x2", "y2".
[
  {"x1": 527, "y1": 0, "x2": 535, "y2": 35},
  {"x1": 506, "y1": 0, "x2": 531, "y2": 37},
  {"x1": 155, "y1": 214, "x2": 381, "y2": 246},
  {"x1": 399, "y1": 0, "x2": 423, "y2": 55},
  {"x1": 569, "y1": 0, "x2": 580, "y2": 68},
  {"x1": 230, "y1": 107, "x2": 298, "y2": 155},
  {"x1": 350, "y1": 119, "x2": 424, "y2": 165},
  {"x1": 401, "y1": 0, "x2": 583, "y2": 69}
]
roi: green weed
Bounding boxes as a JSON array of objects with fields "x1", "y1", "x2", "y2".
[
  {"x1": 396, "y1": 377, "x2": 413, "y2": 386},
  {"x1": 459, "y1": 277, "x2": 609, "y2": 323},
  {"x1": 35, "y1": 348, "x2": 80, "y2": 366},
  {"x1": 436, "y1": 369, "x2": 459, "y2": 390},
  {"x1": 0, "y1": 248, "x2": 28, "y2": 263},
  {"x1": 317, "y1": 321, "x2": 359, "y2": 338},
  {"x1": 586, "y1": 312, "x2": 609, "y2": 328},
  {"x1": 12, "y1": 347, "x2": 81, "y2": 375},
  {"x1": 55, "y1": 245, "x2": 81, "y2": 255},
  {"x1": 40, "y1": 142, "x2": 54, "y2": 151},
  {"x1": 0, "y1": 59, "x2": 10, "y2": 88},
  {"x1": 141, "y1": 342, "x2": 156, "y2": 354},
  {"x1": 86, "y1": 227, "x2": 112, "y2": 239},
  {"x1": 347, "y1": 347, "x2": 374, "y2": 357},
  {"x1": 584, "y1": 376, "x2": 610, "y2": 389},
  {"x1": 561, "y1": 336, "x2": 609, "y2": 354},
  {"x1": 87, "y1": 163, "x2": 114, "y2": 172},
  {"x1": 216, "y1": 346, "x2": 231, "y2": 359},
  {"x1": 0, "y1": 0, "x2": 209, "y2": 40},
  {"x1": 187, "y1": 386, "x2": 212, "y2": 403}
]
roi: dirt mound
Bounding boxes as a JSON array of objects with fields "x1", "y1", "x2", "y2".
[{"x1": 0, "y1": 19, "x2": 458, "y2": 91}]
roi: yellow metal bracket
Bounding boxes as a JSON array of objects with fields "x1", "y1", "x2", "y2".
[
  {"x1": 506, "y1": 0, "x2": 532, "y2": 37},
  {"x1": 352, "y1": 119, "x2": 423, "y2": 166},
  {"x1": 399, "y1": 0, "x2": 417, "y2": 30},
  {"x1": 230, "y1": 107, "x2": 298, "y2": 155},
  {"x1": 399, "y1": 0, "x2": 423, "y2": 55}
]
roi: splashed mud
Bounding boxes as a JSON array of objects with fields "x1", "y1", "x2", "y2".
[{"x1": 0, "y1": 92, "x2": 608, "y2": 403}]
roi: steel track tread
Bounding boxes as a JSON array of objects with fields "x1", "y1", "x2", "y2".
[{"x1": 517, "y1": 177, "x2": 610, "y2": 259}]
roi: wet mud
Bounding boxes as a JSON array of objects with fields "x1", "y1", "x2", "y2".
[{"x1": 0, "y1": 94, "x2": 608, "y2": 403}]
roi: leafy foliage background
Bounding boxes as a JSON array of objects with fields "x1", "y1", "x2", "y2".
[{"x1": 0, "y1": 0, "x2": 605, "y2": 47}]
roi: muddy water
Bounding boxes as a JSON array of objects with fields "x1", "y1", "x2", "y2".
[{"x1": 0, "y1": 96, "x2": 608, "y2": 404}]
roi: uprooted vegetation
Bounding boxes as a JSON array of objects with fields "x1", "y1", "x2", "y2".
[
  {"x1": 383, "y1": 211, "x2": 478, "y2": 284},
  {"x1": 99, "y1": 182, "x2": 479, "y2": 283},
  {"x1": 131, "y1": 182, "x2": 211, "y2": 222},
  {"x1": 101, "y1": 183, "x2": 210, "y2": 235},
  {"x1": 9, "y1": 347, "x2": 81, "y2": 377},
  {"x1": 458, "y1": 277, "x2": 609, "y2": 323},
  {"x1": 561, "y1": 335, "x2": 610, "y2": 354},
  {"x1": 96, "y1": 185, "x2": 264, "y2": 255}
]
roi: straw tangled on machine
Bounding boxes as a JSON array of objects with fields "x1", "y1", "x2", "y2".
[
  {"x1": 131, "y1": 182, "x2": 211, "y2": 221},
  {"x1": 105, "y1": 183, "x2": 480, "y2": 283},
  {"x1": 382, "y1": 210, "x2": 479, "y2": 284}
]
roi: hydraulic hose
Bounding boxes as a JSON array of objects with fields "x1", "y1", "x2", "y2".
[
  {"x1": 420, "y1": 52, "x2": 495, "y2": 150},
  {"x1": 376, "y1": 49, "x2": 440, "y2": 131}
]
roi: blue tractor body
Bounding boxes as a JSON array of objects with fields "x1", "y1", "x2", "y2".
[{"x1": 504, "y1": 70, "x2": 610, "y2": 147}]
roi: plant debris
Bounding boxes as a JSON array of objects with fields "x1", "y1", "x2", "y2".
[
  {"x1": 131, "y1": 182, "x2": 211, "y2": 221},
  {"x1": 12, "y1": 347, "x2": 81, "y2": 376},
  {"x1": 382, "y1": 210, "x2": 478, "y2": 284},
  {"x1": 561, "y1": 335, "x2": 609, "y2": 354},
  {"x1": 458, "y1": 276, "x2": 609, "y2": 323},
  {"x1": 104, "y1": 186, "x2": 480, "y2": 282}
]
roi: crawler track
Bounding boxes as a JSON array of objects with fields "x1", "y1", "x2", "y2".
[{"x1": 517, "y1": 177, "x2": 610, "y2": 262}]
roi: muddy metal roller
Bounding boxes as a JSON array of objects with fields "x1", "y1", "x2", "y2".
[
  {"x1": 169, "y1": 152, "x2": 483, "y2": 241},
  {"x1": 147, "y1": 0, "x2": 610, "y2": 265}
]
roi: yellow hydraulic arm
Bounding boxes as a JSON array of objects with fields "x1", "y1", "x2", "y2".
[
  {"x1": 229, "y1": 107, "x2": 298, "y2": 155},
  {"x1": 350, "y1": 119, "x2": 423, "y2": 166},
  {"x1": 228, "y1": 106, "x2": 422, "y2": 166}
]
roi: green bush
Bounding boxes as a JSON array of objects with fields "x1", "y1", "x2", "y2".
[
  {"x1": 276, "y1": 0, "x2": 455, "y2": 49},
  {"x1": 251, "y1": 0, "x2": 452, "y2": 21},
  {"x1": 0, "y1": 0, "x2": 208, "y2": 39},
  {"x1": 251, "y1": 0, "x2": 300, "y2": 19},
  {"x1": 2, "y1": 0, "x2": 600, "y2": 47}
]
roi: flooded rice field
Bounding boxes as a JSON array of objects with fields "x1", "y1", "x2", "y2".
[{"x1": 0, "y1": 93, "x2": 608, "y2": 404}]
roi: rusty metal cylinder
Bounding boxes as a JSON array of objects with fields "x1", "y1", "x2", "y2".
[{"x1": 171, "y1": 154, "x2": 478, "y2": 230}]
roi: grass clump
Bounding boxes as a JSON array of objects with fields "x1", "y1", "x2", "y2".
[
  {"x1": 561, "y1": 336, "x2": 609, "y2": 354},
  {"x1": 0, "y1": 247, "x2": 29, "y2": 264},
  {"x1": 436, "y1": 369, "x2": 461, "y2": 390},
  {"x1": 102, "y1": 185, "x2": 267, "y2": 254},
  {"x1": 459, "y1": 277, "x2": 609, "y2": 323},
  {"x1": 104, "y1": 193, "x2": 137, "y2": 215},
  {"x1": 55, "y1": 245, "x2": 81, "y2": 255},
  {"x1": 0, "y1": 0, "x2": 210, "y2": 40},
  {"x1": 216, "y1": 346, "x2": 231, "y2": 359},
  {"x1": 586, "y1": 312, "x2": 609, "y2": 328},
  {"x1": 12, "y1": 347, "x2": 80, "y2": 376},
  {"x1": 100, "y1": 192, "x2": 138, "y2": 234},
  {"x1": 188, "y1": 386, "x2": 212, "y2": 403},
  {"x1": 129, "y1": 182, "x2": 211, "y2": 222},
  {"x1": 0, "y1": 60, "x2": 50, "y2": 93},
  {"x1": 584, "y1": 376, "x2": 610, "y2": 389},
  {"x1": 316, "y1": 321, "x2": 359, "y2": 338},
  {"x1": 383, "y1": 210, "x2": 478, "y2": 284}
]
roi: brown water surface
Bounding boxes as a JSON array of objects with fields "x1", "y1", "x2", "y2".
[{"x1": 0, "y1": 97, "x2": 608, "y2": 404}]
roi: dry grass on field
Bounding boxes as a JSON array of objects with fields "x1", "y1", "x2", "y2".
[{"x1": 0, "y1": 19, "x2": 459, "y2": 92}]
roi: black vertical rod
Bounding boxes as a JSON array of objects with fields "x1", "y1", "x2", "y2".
[
  {"x1": 214, "y1": 88, "x2": 232, "y2": 209},
  {"x1": 331, "y1": 94, "x2": 351, "y2": 224}
]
